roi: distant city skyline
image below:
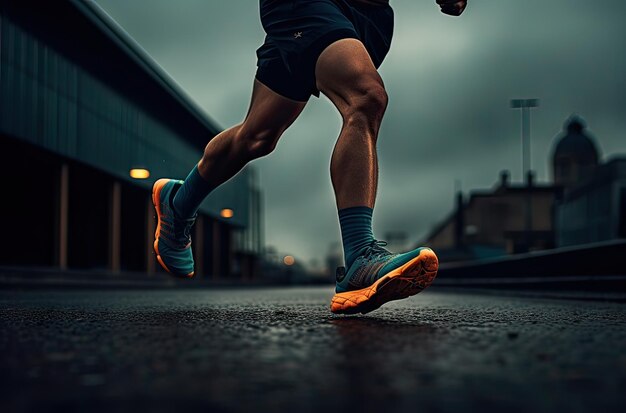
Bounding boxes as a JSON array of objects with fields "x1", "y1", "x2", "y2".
[{"x1": 96, "y1": 0, "x2": 626, "y2": 268}]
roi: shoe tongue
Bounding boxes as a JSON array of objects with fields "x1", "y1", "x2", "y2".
[{"x1": 169, "y1": 182, "x2": 182, "y2": 209}]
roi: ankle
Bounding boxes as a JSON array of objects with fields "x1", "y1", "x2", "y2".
[{"x1": 338, "y1": 206, "x2": 375, "y2": 269}]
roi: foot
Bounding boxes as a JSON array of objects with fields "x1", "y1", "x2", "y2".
[
  {"x1": 330, "y1": 241, "x2": 439, "y2": 314},
  {"x1": 152, "y1": 178, "x2": 196, "y2": 278}
]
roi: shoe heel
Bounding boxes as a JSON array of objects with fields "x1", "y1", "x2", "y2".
[{"x1": 152, "y1": 178, "x2": 170, "y2": 207}]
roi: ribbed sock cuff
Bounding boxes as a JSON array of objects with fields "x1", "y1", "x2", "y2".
[
  {"x1": 338, "y1": 206, "x2": 375, "y2": 269},
  {"x1": 172, "y1": 165, "x2": 214, "y2": 218}
]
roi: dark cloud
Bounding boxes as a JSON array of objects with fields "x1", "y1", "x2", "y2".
[{"x1": 97, "y1": 0, "x2": 626, "y2": 266}]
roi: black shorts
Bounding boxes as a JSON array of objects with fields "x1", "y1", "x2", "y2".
[{"x1": 255, "y1": 0, "x2": 394, "y2": 102}]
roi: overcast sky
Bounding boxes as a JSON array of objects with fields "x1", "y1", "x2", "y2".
[{"x1": 96, "y1": 0, "x2": 626, "y2": 269}]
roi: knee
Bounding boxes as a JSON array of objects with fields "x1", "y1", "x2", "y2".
[
  {"x1": 235, "y1": 125, "x2": 282, "y2": 159},
  {"x1": 344, "y1": 83, "x2": 388, "y2": 127}
]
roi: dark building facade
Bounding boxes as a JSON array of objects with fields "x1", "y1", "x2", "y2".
[
  {"x1": 552, "y1": 116, "x2": 601, "y2": 189},
  {"x1": 551, "y1": 118, "x2": 626, "y2": 246},
  {"x1": 0, "y1": 1, "x2": 262, "y2": 278},
  {"x1": 424, "y1": 172, "x2": 560, "y2": 261}
]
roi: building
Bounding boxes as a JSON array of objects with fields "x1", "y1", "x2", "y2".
[
  {"x1": 0, "y1": 1, "x2": 262, "y2": 278},
  {"x1": 424, "y1": 115, "x2": 625, "y2": 261},
  {"x1": 552, "y1": 117, "x2": 626, "y2": 246},
  {"x1": 552, "y1": 116, "x2": 601, "y2": 188},
  {"x1": 424, "y1": 171, "x2": 560, "y2": 261}
]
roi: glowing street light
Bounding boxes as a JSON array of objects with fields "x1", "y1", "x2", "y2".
[
  {"x1": 220, "y1": 208, "x2": 234, "y2": 219},
  {"x1": 283, "y1": 255, "x2": 295, "y2": 266},
  {"x1": 129, "y1": 168, "x2": 150, "y2": 179}
]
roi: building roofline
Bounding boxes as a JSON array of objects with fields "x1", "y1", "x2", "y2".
[
  {"x1": 423, "y1": 182, "x2": 562, "y2": 243},
  {"x1": 422, "y1": 209, "x2": 456, "y2": 244},
  {"x1": 605, "y1": 155, "x2": 626, "y2": 164},
  {"x1": 71, "y1": 0, "x2": 223, "y2": 137},
  {"x1": 473, "y1": 185, "x2": 559, "y2": 198}
]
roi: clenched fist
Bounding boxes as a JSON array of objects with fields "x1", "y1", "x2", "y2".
[{"x1": 436, "y1": 0, "x2": 467, "y2": 16}]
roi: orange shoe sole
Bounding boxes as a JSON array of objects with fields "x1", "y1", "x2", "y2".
[
  {"x1": 330, "y1": 248, "x2": 438, "y2": 315},
  {"x1": 152, "y1": 179, "x2": 194, "y2": 278}
]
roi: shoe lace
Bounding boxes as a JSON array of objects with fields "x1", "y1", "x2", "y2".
[
  {"x1": 363, "y1": 240, "x2": 390, "y2": 261},
  {"x1": 336, "y1": 240, "x2": 392, "y2": 286}
]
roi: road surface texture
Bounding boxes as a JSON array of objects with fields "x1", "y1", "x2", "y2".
[{"x1": 1, "y1": 287, "x2": 625, "y2": 413}]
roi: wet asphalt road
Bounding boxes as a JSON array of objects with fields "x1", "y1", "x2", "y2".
[{"x1": 1, "y1": 287, "x2": 625, "y2": 413}]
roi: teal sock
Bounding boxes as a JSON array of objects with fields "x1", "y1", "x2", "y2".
[
  {"x1": 172, "y1": 165, "x2": 215, "y2": 218},
  {"x1": 338, "y1": 206, "x2": 375, "y2": 269}
]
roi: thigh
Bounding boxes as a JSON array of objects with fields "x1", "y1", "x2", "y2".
[
  {"x1": 240, "y1": 79, "x2": 307, "y2": 138},
  {"x1": 350, "y1": 3, "x2": 394, "y2": 69},
  {"x1": 314, "y1": 38, "x2": 385, "y2": 113},
  {"x1": 256, "y1": 0, "x2": 359, "y2": 101}
]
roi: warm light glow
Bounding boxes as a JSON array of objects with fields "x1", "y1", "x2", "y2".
[
  {"x1": 283, "y1": 255, "x2": 295, "y2": 266},
  {"x1": 129, "y1": 168, "x2": 150, "y2": 179},
  {"x1": 220, "y1": 208, "x2": 234, "y2": 219}
]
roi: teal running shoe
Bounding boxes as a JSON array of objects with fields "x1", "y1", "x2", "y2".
[
  {"x1": 331, "y1": 241, "x2": 439, "y2": 314},
  {"x1": 152, "y1": 178, "x2": 196, "y2": 278}
]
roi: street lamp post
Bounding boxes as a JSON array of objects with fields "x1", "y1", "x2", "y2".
[
  {"x1": 510, "y1": 98, "x2": 539, "y2": 252},
  {"x1": 510, "y1": 98, "x2": 539, "y2": 182}
]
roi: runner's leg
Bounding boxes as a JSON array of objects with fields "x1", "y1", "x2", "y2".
[
  {"x1": 154, "y1": 79, "x2": 306, "y2": 277},
  {"x1": 316, "y1": 38, "x2": 387, "y2": 211},
  {"x1": 173, "y1": 80, "x2": 307, "y2": 218},
  {"x1": 315, "y1": 38, "x2": 387, "y2": 269}
]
